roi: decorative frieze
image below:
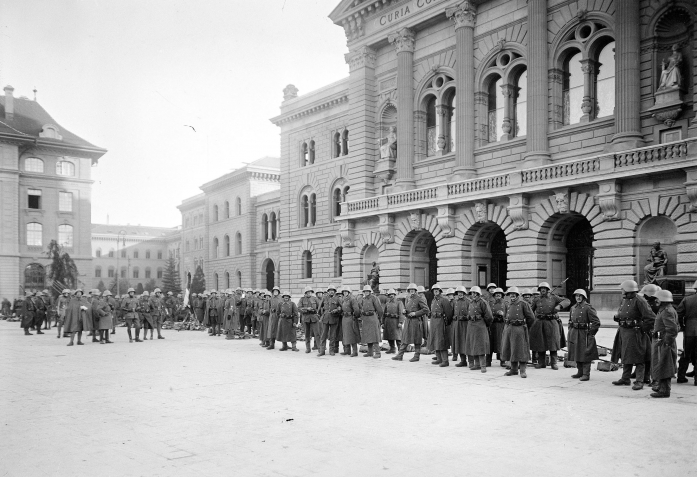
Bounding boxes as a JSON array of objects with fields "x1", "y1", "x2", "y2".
[
  {"x1": 596, "y1": 180, "x2": 622, "y2": 221},
  {"x1": 378, "y1": 214, "x2": 395, "y2": 243},
  {"x1": 437, "y1": 206, "x2": 456, "y2": 237},
  {"x1": 507, "y1": 194, "x2": 529, "y2": 230},
  {"x1": 445, "y1": 1, "x2": 477, "y2": 30}
]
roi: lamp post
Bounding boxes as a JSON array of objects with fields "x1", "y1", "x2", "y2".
[{"x1": 116, "y1": 230, "x2": 126, "y2": 297}]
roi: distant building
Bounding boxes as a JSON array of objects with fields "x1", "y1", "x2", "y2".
[{"x1": 0, "y1": 86, "x2": 106, "y2": 299}]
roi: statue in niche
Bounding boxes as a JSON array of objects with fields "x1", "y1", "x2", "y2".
[
  {"x1": 379, "y1": 126, "x2": 397, "y2": 160},
  {"x1": 658, "y1": 44, "x2": 683, "y2": 91},
  {"x1": 644, "y1": 241, "x2": 668, "y2": 284},
  {"x1": 362, "y1": 261, "x2": 380, "y2": 293}
]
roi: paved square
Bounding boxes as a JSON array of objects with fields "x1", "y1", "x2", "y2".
[{"x1": 1, "y1": 322, "x2": 695, "y2": 477}]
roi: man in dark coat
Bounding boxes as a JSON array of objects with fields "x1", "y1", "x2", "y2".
[
  {"x1": 392, "y1": 284, "x2": 429, "y2": 362},
  {"x1": 298, "y1": 286, "x2": 320, "y2": 353},
  {"x1": 34, "y1": 290, "x2": 47, "y2": 332},
  {"x1": 465, "y1": 286, "x2": 493, "y2": 373},
  {"x1": 451, "y1": 286, "x2": 470, "y2": 367},
  {"x1": 675, "y1": 283, "x2": 697, "y2": 385},
  {"x1": 121, "y1": 288, "x2": 141, "y2": 342},
  {"x1": 638, "y1": 284, "x2": 661, "y2": 385},
  {"x1": 382, "y1": 289, "x2": 405, "y2": 354},
  {"x1": 489, "y1": 288, "x2": 507, "y2": 367},
  {"x1": 275, "y1": 291, "x2": 299, "y2": 351},
  {"x1": 428, "y1": 284, "x2": 454, "y2": 367},
  {"x1": 567, "y1": 289, "x2": 600, "y2": 381},
  {"x1": 611, "y1": 280, "x2": 656, "y2": 390},
  {"x1": 150, "y1": 288, "x2": 166, "y2": 339},
  {"x1": 204, "y1": 290, "x2": 224, "y2": 336},
  {"x1": 358, "y1": 285, "x2": 384, "y2": 359},
  {"x1": 21, "y1": 291, "x2": 36, "y2": 335},
  {"x1": 265, "y1": 287, "x2": 282, "y2": 348},
  {"x1": 650, "y1": 290, "x2": 679, "y2": 398},
  {"x1": 530, "y1": 282, "x2": 570, "y2": 370},
  {"x1": 501, "y1": 287, "x2": 535, "y2": 378},
  {"x1": 318, "y1": 285, "x2": 342, "y2": 356},
  {"x1": 64, "y1": 289, "x2": 93, "y2": 346}
]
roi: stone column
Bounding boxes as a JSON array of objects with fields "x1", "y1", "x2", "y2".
[
  {"x1": 500, "y1": 84, "x2": 515, "y2": 140},
  {"x1": 266, "y1": 219, "x2": 272, "y2": 242},
  {"x1": 580, "y1": 59, "x2": 598, "y2": 122},
  {"x1": 389, "y1": 28, "x2": 416, "y2": 191},
  {"x1": 435, "y1": 104, "x2": 451, "y2": 154},
  {"x1": 523, "y1": 0, "x2": 551, "y2": 168},
  {"x1": 611, "y1": 0, "x2": 644, "y2": 150},
  {"x1": 447, "y1": 1, "x2": 477, "y2": 179}
]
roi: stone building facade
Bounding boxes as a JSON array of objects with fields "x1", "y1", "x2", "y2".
[
  {"x1": 0, "y1": 86, "x2": 107, "y2": 299},
  {"x1": 178, "y1": 157, "x2": 280, "y2": 291},
  {"x1": 271, "y1": 0, "x2": 697, "y2": 310}
]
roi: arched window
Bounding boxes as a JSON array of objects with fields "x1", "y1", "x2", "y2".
[
  {"x1": 58, "y1": 224, "x2": 73, "y2": 247},
  {"x1": 145, "y1": 250, "x2": 151, "y2": 259},
  {"x1": 108, "y1": 267, "x2": 115, "y2": 278},
  {"x1": 513, "y1": 70, "x2": 527, "y2": 137},
  {"x1": 563, "y1": 51, "x2": 584, "y2": 126},
  {"x1": 341, "y1": 130, "x2": 349, "y2": 155},
  {"x1": 56, "y1": 161, "x2": 75, "y2": 176},
  {"x1": 235, "y1": 232, "x2": 242, "y2": 255},
  {"x1": 25, "y1": 263, "x2": 45, "y2": 289},
  {"x1": 270, "y1": 212, "x2": 277, "y2": 241},
  {"x1": 309, "y1": 193, "x2": 316, "y2": 226},
  {"x1": 225, "y1": 271, "x2": 230, "y2": 289},
  {"x1": 121, "y1": 249, "x2": 126, "y2": 258},
  {"x1": 302, "y1": 251, "x2": 312, "y2": 279},
  {"x1": 133, "y1": 250, "x2": 139, "y2": 259},
  {"x1": 262, "y1": 213, "x2": 269, "y2": 242},
  {"x1": 157, "y1": 267, "x2": 163, "y2": 279},
  {"x1": 595, "y1": 41, "x2": 615, "y2": 118},
  {"x1": 236, "y1": 197, "x2": 242, "y2": 216},
  {"x1": 332, "y1": 187, "x2": 342, "y2": 221},
  {"x1": 308, "y1": 140, "x2": 315, "y2": 165},
  {"x1": 120, "y1": 267, "x2": 127, "y2": 278},
  {"x1": 333, "y1": 132, "x2": 341, "y2": 158},
  {"x1": 301, "y1": 142, "x2": 308, "y2": 167},
  {"x1": 426, "y1": 96, "x2": 437, "y2": 156},
  {"x1": 26, "y1": 223, "x2": 42, "y2": 246},
  {"x1": 95, "y1": 266, "x2": 102, "y2": 278},
  {"x1": 24, "y1": 158, "x2": 44, "y2": 173},
  {"x1": 133, "y1": 267, "x2": 140, "y2": 279},
  {"x1": 236, "y1": 270, "x2": 242, "y2": 287},
  {"x1": 334, "y1": 247, "x2": 342, "y2": 277},
  {"x1": 224, "y1": 235, "x2": 230, "y2": 256},
  {"x1": 225, "y1": 201, "x2": 230, "y2": 219},
  {"x1": 487, "y1": 76, "x2": 504, "y2": 142},
  {"x1": 199, "y1": 236, "x2": 203, "y2": 249},
  {"x1": 301, "y1": 195, "x2": 309, "y2": 227},
  {"x1": 108, "y1": 248, "x2": 115, "y2": 258},
  {"x1": 95, "y1": 248, "x2": 102, "y2": 258},
  {"x1": 213, "y1": 205, "x2": 219, "y2": 222},
  {"x1": 446, "y1": 91, "x2": 456, "y2": 152},
  {"x1": 213, "y1": 237, "x2": 219, "y2": 258},
  {"x1": 145, "y1": 267, "x2": 152, "y2": 279},
  {"x1": 214, "y1": 273, "x2": 219, "y2": 290},
  {"x1": 185, "y1": 241, "x2": 190, "y2": 252}
]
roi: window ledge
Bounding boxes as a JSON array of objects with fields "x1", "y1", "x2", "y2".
[
  {"x1": 475, "y1": 136, "x2": 527, "y2": 154},
  {"x1": 415, "y1": 152, "x2": 456, "y2": 166},
  {"x1": 24, "y1": 208, "x2": 45, "y2": 216},
  {"x1": 548, "y1": 116, "x2": 615, "y2": 139},
  {"x1": 58, "y1": 211, "x2": 74, "y2": 216}
]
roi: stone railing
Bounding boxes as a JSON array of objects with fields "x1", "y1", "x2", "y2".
[{"x1": 340, "y1": 137, "x2": 697, "y2": 218}]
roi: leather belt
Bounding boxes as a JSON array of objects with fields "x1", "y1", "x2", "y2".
[
  {"x1": 536, "y1": 314, "x2": 556, "y2": 320},
  {"x1": 361, "y1": 311, "x2": 374, "y2": 316},
  {"x1": 506, "y1": 319, "x2": 525, "y2": 326},
  {"x1": 570, "y1": 322, "x2": 590, "y2": 329}
]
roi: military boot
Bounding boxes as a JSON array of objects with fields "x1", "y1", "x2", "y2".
[
  {"x1": 363, "y1": 344, "x2": 373, "y2": 357},
  {"x1": 266, "y1": 340, "x2": 275, "y2": 350},
  {"x1": 291, "y1": 343, "x2": 299, "y2": 352},
  {"x1": 455, "y1": 354, "x2": 467, "y2": 367},
  {"x1": 571, "y1": 363, "x2": 583, "y2": 379},
  {"x1": 438, "y1": 351, "x2": 449, "y2": 367},
  {"x1": 373, "y1": 346, "x2": 381, "y2": 359},
  {"x1": 279, "y1": 342, "x2": 289, "y2": 351},
  {"x1": 305, "y1": 342, "x2": 312, "y2": 354},
  {"x1": 351, "y1": 344, "x2": 358, "y2": 357},
  {"x1": 505, "y1": 362, "x2": 519, "y2": 376},
  {"x1": 550, "y1": 352, "x2": 559, "y2": 370},
  {"x1": 392, "y1": 347, "x2": 404, "y2": 361},
  {"x1": 579, "y1": 362, "x2": 591, "y2": 381},
  {"x1": 520, "y1": 362, "x2": 528, "y2": 378},
  {"x1": 317, "y1": 344, "x2": 325, "y2": 356},
  {"x1": 340, "y1": 345, "x2": 351, "y2": 356},
  {"x1": 431, "y1": 351, "x2": 443, "y2": 365},
  {"x1": 409, "y1": 346, "x2": 420, "y2": 362},
  {"x1": 24, "y1": 328, "x2": 32, "y2": 335}
]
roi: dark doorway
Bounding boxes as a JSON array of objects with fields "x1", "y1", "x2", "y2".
[
  {"x1": 490, "y1": 230, "x2": 507, "y2": 289},
  {"x1": 566, "y1": 219, "x2": 594, "y2": 301},
  {"x1": 428, "y1": 240, "x2": 438, "y2": 289},
  {"x1": 24, "y1": 263, "x2": 45, "y2": 291},
  {"x1": 265, "y1": 260, "x2": 275, "y2": 291}
]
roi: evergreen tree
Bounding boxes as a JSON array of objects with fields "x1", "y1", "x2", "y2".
[
  {"x1": 46, "y1": 240, "x2": 78, "y2": 296},
  {"x1": 162, "y1": 256, "x2": 182, "y2": 294},
  {"x1": 144, "y1": 279, "x2": 157, "y2": 293},
  {"x1": 96, "y1": 280, "x2": 106, "y2": 293},
  {"x1": 109, "y1": 277, "x2": 131, "y2": 295},
  {"x1": 190, "y1": 266, "x2": 206, "y2": 294},
  {"x1": 135, "y1": 282, "x2": 144, "y2": 294}
]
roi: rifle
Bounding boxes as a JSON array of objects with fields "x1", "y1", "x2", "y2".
[{"x1": 550, "y1": 278, "x2": 570, "y2": 296}]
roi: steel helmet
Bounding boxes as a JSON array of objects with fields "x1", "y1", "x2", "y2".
[
  {"x1": 655, "y1": 290, "x2": 673, "y2": 303},
  {"x1": 521, "y1": 288, "x2": 532, "y2": 296},
  {"x1": 142, "y1": 290, "x2": 150, "y2": 296},
  {"x1": 573, "y1": 289, "x2": 587, "y2": 299},
  {"x1": 62, "y1": 289, "x2": 70, "y2": 294},
  {"x1": 304, "y1": 285, "x2": 314, "y2": 293},
  {"x1": 493, "y1": 287, "x2": 504, "y2": 296},
  {"x1": 445, "y1": 287, "x2": 455, "y2": 296},
  {"x1": 103, "y1": 290, "x2": 112, "y2": 297},
  {"x1": 341, "y1": 286, "x2": 351, "y2": 294},
  {"x1": 362, "y1": 285, "x2": 373, "y2": 293},
  {"x1": 538, "y1": 282, "x2": 551, "y2": 291},
  {"x1": 264, "y1": 289, "x2": 271, "y2": 296},
  {"x1": 235, "y1": 287, "x2": 242, "y2": 292},
  {"x1": 406, "y1": 283, "x2": 418, "y2": 292},
  {"x1": 281, "y1": 291, "x2": 291, "y2": 298},
  {"x1": 639, "y1": 284, "x2": 660, "y2": 297},
  {"x1": 416, "y1": 285, "x2": 426, "y2": 293},
  {"x1": 326, "y1": 284, "x2": 337, "y2": 292},
  {"x1": 211, "y1": 289, "x2": 218, "y2": 294},
  {"x1": 385, "y1": 288, "x2": 396, "y2": 296},
  {"x1": 273, "y1": 286, "x2": 281, "y2": 292},
  {"x1": 506, "y1": 287, "x2": 520, "y2": 295},
  {"x1": 455, "y1": 286, "x2": 467, "y2": 294},
  {"x1": 74, "y1": 289, "x2": 83, "y2": 295},
  {"x1": 620, "y1": 280, "x2": 639, "y2": 293},
  {"x1": 167, "y1": 291, "x2": 173, "y2": 295},
  {"x1": 42, "y1": 289, "x2": 49, "y2": 294},
  {"x1": 90, "y1": 289, "x2": 100, "y2": 295},
  {"x1": 487, "y1": 283, "x2": 497, "y2": 290},
  {"x1": 431, "y1": 283, "x2": 442, "y2": 291},
  {"x1": 470, "y1": 286, "x2": 482, "y2": 295},
  {"x1": 127, "y1": 287, "x2": 135, "y2": 293},
  {"x1": 532, "y1": 290, "x2": 540, "y2": 295},
  {"x1": 154, "y1": 288, "x2": 162, "y2": 293}
]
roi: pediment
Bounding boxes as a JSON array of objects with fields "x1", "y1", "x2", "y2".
[{"x1": 329, "y1": 0, "x2": 369, "y2": 23}]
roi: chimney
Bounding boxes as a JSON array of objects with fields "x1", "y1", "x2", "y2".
[{"x1": 4, "y1": 85, "x2": 14, "y2": 120}]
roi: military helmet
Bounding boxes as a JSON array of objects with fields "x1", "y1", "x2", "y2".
[
  {"x1": 387, "y1": 288, "x2": 396, "y2": 296},
  {"x1": 487, "y1": 283, "x2": 497, "y2": 290},
  {"x1": 532, "y1": 290, "x2": 541, "y2": 296},
  {"x1": 431, "y1": 283, "x2": 442, "y2": 291},
  {"x1": 42, "y1": 289, "x2": 49, "y2": 294},
  {"x1": 25, "y1": 290, "x2": 32, "y2": 296},
  {"x1": 62, "y1": 289, "x2": 70, "y2": 294},
  {"x1": 281, "y1": 291, "x2": 291, "y2": 298},
  {"x1": 655, "y1": 289, "x2": 673, "y2": 303},
  {"x1": 362, "y1": 285, "x2": 373, "y2": 293},
  {"x1": 573, "y1": 289, "x2": 587, "y2": 299},
  {"x1": 521, "y1": 288, "x2": 532, "y2": 297},
  {"x1": 416, "y1": 285, "x2": 426, "y2": 294},
  {"x1": 74, "y1": 288, "x2": 83, "y2": 295},
  {"x1": 265, "y1": 289, "x2": 272, "y2": 296},
  {"x1": 103, "y1": 290, "x2": 112, "y2": 297},
  {"x1": 445, "y1": 288, "x2": 455, "y2": 296},
  {"x1": 303, "y1": 285, "x2": 314, "y2": 293},
  {"x1": 493, "y1": 287, "x2": 504, "y2": 296},
  {"x1": 538, "y1": 282, "x2": 551, "y2": 291},
  {"x1": 167, "y1": 291, "x2": 173, "y2": 295},
  {"x1": 406, "y1": 283, "x2": 418, "y2": 292},
  {"x1": 326, "y1": 284, "x2": 337, "y2": 292},
  {"x1": 153, "y1": 288, "x2": 162, "y2": 293},
  {"x1": 639, "y1": 284, "x2": 660, "y2": 297},
  {"x1": 620, "y1": 280, "x2": 639, "y2": 293},
  {"x1": 455, "y1": 286, "x2": 467, "y2": 294},
  {"x1": 90, "y1": 289, "x2": 100, "y2": 295},
  {"x1": 273, "y1": 286, "x2": 281, "y2": 292},
  {"x1": 127, "y1": 287, "x2": 135, "y2": 293},
  {"x1": 341, "y1": 286, "x2": 351, "y2": 294},
  {"x1": 210, "y1": 289, "x2": 217, "y2": 294},
  {"x1": 470, "y1": 286, "x2": 482, "y2": 296},
  {"x1": 506, "y1": 286, "x2": 520, "y2": 295},
  {"x1": 142, "y1": 290, "x2": 150, "y2": 296}
]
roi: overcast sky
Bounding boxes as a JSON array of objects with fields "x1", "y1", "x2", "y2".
[{"x1": 0, "y1": 0, "x2": 348, "y2": 227}]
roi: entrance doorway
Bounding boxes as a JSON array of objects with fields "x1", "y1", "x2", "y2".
[
  {"x1": 490, "y1": 229, "x2": 507, "y2": 289},
  {"x1": 265, "y1": 260, "x2": 275, "y2": 290},
  {"x1": 565, "y1": 219, "x2": 594, "y2": 300}
]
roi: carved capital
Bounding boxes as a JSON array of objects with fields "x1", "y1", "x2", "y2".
[
  {"x1": 342, "y1": 16, "x2": 364, "y2": 43},
  {"x1": 473, "y1": 201, "x2": 488, "y2": 223},
  {"x1": 437, "y1": 206, "x2": 456, "y2": 237},
  {"x1": 340, "y1": 220, "x2": 355, "y2": 248},
  {"x1": 379, "y1": 214, "x2": 395, "y2": 243},
  {"x1": 500, "y1": 84, "x2": 515, "y2": 98},
  {"x1": 684, "y1": 168, "x2": 697, "y2": 212},
  {"x1": 507, "y1": 194, "x2": 529, "y2": 230},
  {"x1": 548, "y1": 68, "x2": 563, "y2": 84},
  {"x1": 388, "y1": 28, "x2": 415, "y2": 54},
  {"x1": 474, "y1": 91, "x2": 488, "y2": 105},
  {"x1": 345, "y1": 46, "x2": 377, "y2": 72},
  {"x1": 552, "y1": 189, "x2": 569, "y2": 214},
  {"x1": 408, "y1": 210, "x2": 422, "y2": 231},
  {"x1": 446, "y1": 1, "x2": 477, "y2": 30},
  {"x1": 596, "y1": 180, "x2": 622, "y2": 221}
]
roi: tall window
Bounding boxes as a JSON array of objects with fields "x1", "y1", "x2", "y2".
[
  {"x1": 108, "y1": 248, "x2": 114, "y2": 258},
  {"x1": 27, "y1": 189, "x2": 41, "y2": 209},
  {"x1": 332, "y1": 187, "x2": 342, "y2": 221},
  {"x1": 96, "y1": 249, "x2": 102, "y2": 258},
  {"x1": 225, "y1": 235, "x2": 230, "y2": 256},
  {"x1": 108, "y1": 267, "x2": 115, "y2": 278},
  {"x1": 333, "y1": 132, "x2": 341, "y2": 158},
  {"x1": 225, "y1": 201, "x2": 230, "y2": 219},
  {"x1": 133, "y1": 250, "x2": 139, "y2": 259},
  {"x1": 488, "y1": 76, "x2": 504, "y2": 142},
  {"x1": 59, "y1": 192, "x2": 73, "y2": 212},
  {"x1": 121, "y1": 250, "x2": 126, "y2": 258},
  {"x1": 262, "y1": 214, "x2": 269, "y2": 241},
  {"x1": 58, "y1": 224, "x2": 73, "y2": 247},
  {"x1": 302, "y1": 251, "x2": 312, "y2": 279},
  {"x1": 120, "y1": 267, "x2": 127, "y2": 278},
  {"x1": 145, "y1": 267, "x2": 151, "y2": 279},
  {"x1": 237, "y1": 270, "x2": 242, "y2": 287},
  {"x1": 342, "y1": 130, "x2": 349, "y2": 155},
  {"x1": 563, "y1": 51, "x2": 583, "y2": 125},
  {"x1": 595, "y1": 41, "x2": 615, "y2": 118},
  {"x1": 56, "y1": 161, "x2": 75, "y2": 176},
  {"x1": 426, "y1": 96, "x2": 437, "y2": 156},
  {"x1": 26, "y1": 223, "x2": 42, "y2": 246},
  {"x1": 334, "y1": 247, "x2": 342, "y2": 277},
  {"x1": 270, "y1": 212, "x2": 277, "y2": 240},
  {"x1": 214, "y1": 273, "x2": 219, "y2": 290},
  {"x1": 213, "y1": 205, "x2": 219, "y2": 222},
  {"x1": 157, "y1": 268, "x2": 163, "y2": 279},
  {"x1": 225, "y1": 272, "x2": 230, "y2": 289},
  {"x1": 146, "y1": 250, "x2": 151, "y2": 259},
  {"x1": 235, "y1": 233, "x2": 242, "y2": 255},
  {"x1": 133, "y1": 267, "x2": 140, "y2": 279},
  {"x1": 301, "y1": 195, "x2": 309, "y2": 227},
  {"x1": 213, "y1": 237, "x2": 219, "y2": 258},
  {"x1": 513, "y1": 70, "x2": 528, "y2": 137},
  {"x1": 309, "y1": 193, "x2": 316, "y2": 226},
  {"x1": 95, "y1": 267, "x2": 102, "y2": 278},
  {"x1": 24, "y1": 158, "x2": 44, "y2": 173},
  {"x1": 308, "y1": 140, "x2": 315, "y2": 165},
  {"x1": 236, "y1": 197, "x2": 242, "y2": 216},
  {"x1": 301, "y1": 142, "x2": 308, "y2": 167},
  {"x1": 157, "y1": 251, "x2": 162, "y2": 259},
  {"x1": 186, "y1": 241, "x2": 190, "y2": 252}
]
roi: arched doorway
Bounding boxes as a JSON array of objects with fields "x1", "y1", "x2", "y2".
[
  {"x1": 410, "y1": 231, "x2": 437, "y2": 289},
  {"x1": 265, "y1": 260, "x2": 275, "y2": 290},
  {"x1": 25, "y1": 263, "x2": 45, "y2": 291},
  {"x1": 465, "y1": 224, "x2": 507, "y2": 288},
  {"x1": 490, "y1": 230, "x2": 508, "y2": 289},
  {"x1": 566, "y1": 219, "x2": 594, "y2": 301},
  {"x1": 542, "y1": 214, "x2": 594, "y2": 299}
]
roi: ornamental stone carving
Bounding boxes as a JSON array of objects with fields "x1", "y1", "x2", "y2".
[
  {"x1": 553, "y1": 192, "x2": 569, "y2": 214},
  {"x1": 345, "y1": 46, "x2": 377, "y2": 72},
  {"x1": 507, "y1": 194, "x2": 529, "y2": 230},
  {"x1": 446, "y1": 1, "x2": 477, "y2": 29},
  {"x1": 340, "y1": 220, "x2": 355, "y2": 248},
  {"x1": 597, "y1": 180, "x2": 622, "y2": 221},
  {"x1": 388, "y1": 28, "x2": 415, "y2": 54},
  {"x1": 437, "y1": 206, "x2": 456, "y2": 237},
  {"x1": 548, "y1": 68, "x2": 563, "y2": 85},
  {"x1": 343, "y1": 16, "x2": 364, "y2": 42},
  {"x1": 474, "y1": 202, "x2": 488, "y2": 223},
  {"x1": 684, "y1": 168, "x2": 697, "y2": 213},
  {"x1": 409, "y1": 210, "x2": 422, "y2": 231},
  {"x1": 283, "y1": 84, "x2": 298, "y2": 101},
  {"x1": 379, "y1": 214, "x2": 395, "y2": 243}
]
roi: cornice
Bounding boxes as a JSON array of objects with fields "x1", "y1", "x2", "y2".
[{"x1": 270, "y1": 94, "x2": 349, "y2": 126}]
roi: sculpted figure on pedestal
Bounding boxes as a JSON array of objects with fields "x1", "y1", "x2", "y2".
[
  {"x1": 644, "y1": 242, "x2": 668, "y2": 284},
  {"x1": 379, "y1": 126, "x2": 397, "y2": 160},
  {"x1": 658, "y1": 44, "x2": 682, "y2": 91}
]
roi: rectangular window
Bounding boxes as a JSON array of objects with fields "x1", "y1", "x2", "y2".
[
  {"x1": 96, "y1": 268, "x2": 102, "y2": 278},
  {"x1": 146, "y1": 251, "x2": 151, "y2": 259},
  {"x1": 121, "y1": 250, "x2": 126, "y2": 258},
  {"x1": 59, "y1": 192, "x2": 73, "y2": 212},
  {"x1": 157, "y1": 251, "x2": 162, "y2": 259},
  {"x1": 26, "y1": 223, "x2": 42, "y2": 246},
  {"x1": 28, "y1": 189, "x2": 41, "y2": 209},
  {"x1": 157, "y1": 269, "x2": 163, "y2": 279},
  {"x1": 660, "y1": 128, "x2": 682, "y2": 144},
  {"x1": 145, "y1": 269, "x2": 151, "y2": 278},
  {"x1": 108, "y1": 269, "x2": 115, "y2": 278},
  {"x1": 58, "y1": 224, "x2": 73, "y2": 248},
  {"x1": 133, "y1": 251, "x2": 139, "y2": 259},
  {"x1": 133, "y1": 269, "x2": 139, "y2": 279},
  {"x1": 120, "y1": 269, "x2": 126, "y2": 278}
]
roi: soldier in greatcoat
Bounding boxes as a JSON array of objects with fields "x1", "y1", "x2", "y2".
[
  {"x1": 194, "y1": 293, "x2": 205, "y2": 325},
  {"x1": 315, "y1": 290, "x2": 325, "y2": 351},
  {"x1": 358, "y1": 285, "x2": 384, "y2": 358},
  {"x1": 265, "y1": 287, "x2": 282, "y2": 349},
  {"x1": 339, "y1": 286, "x2": 361, "y2": 357},
  {"x1": 566, "y1": 289, "x2": 600, "y2": 381},
  {"x1": 392, "y1": 283, "x2": 429, "y2": 362},
  {"x1": 501, "y1": 287, "x2": 535, "y2": 378},
  {"x1": 138, "y1": 291, "x2": 155, "y2": 340},
  {"x1": 427, "y1": 284, "x2": 453, "y2": 367},
  {"x1": 650, "y1": 290, "x2": 679, "y2": 398},
  {"x1": 639, "y1": 284, "x2": 661, "y2": 386},
  {"x1": 465, "y1": 286, "x2": 493, "y2": 373},
  {"x1": 611, "y1": 280, "x2": 656, "y2": 390},
  {"x1": 40, "y1": 290, "x2": 54, "y2": 330},
  {"x1": 87, "y1": 289, "x2": 104, "y2": 342},
  {"x1": 34, "y1": 290, "x2": 47, "y2": 332},
  {"x1": 121, "y1": 288, "x2": 142, "y2": 342},
  {"x1": 298, "y1": 286, "x2": 320, "y2": 353},
  {"x1": 165, "y1": 291, "x2": 176, "y2": 322},
  {"x1": 56, "y1": 289, "x2": 70, "y2": 339},
  {"x1": 530, "y1": 282, "x2": 570, "y2": 370},
  {"x1": 676, "y1": 280, "x2": 697, "y2": 385},
  {"x1": 382, "y1": 289, "x2": 405, "y2": 354},
  {"x1": 64, "y1": 289, "x2": 93, "y2": 346},
  {"x1": 93, "y1": 290, "x2": 113, "y2": 344},
  {"x1": 150, "y1": 288, "x2": 166, "y2": 339},
  {"x1": 258, "y1": 290, "x2": 271, "y2": 347},
  {"x1": 416, "y1": 285, "x2": 430, "y2": 347},
  {"x1": 204, "y1": 290, "x2": 223, "y2": 337},
  {"x1": 21, "y1": 291, "x2": 36, "y2": 335},
  {"x1": 275, "y1": 291, "x2": 299, "y2": 351},
  {"x1": 451, "y1": 286, "x2": 470, "y2": 367},
  {"x1": 318, "y1": 285, "x2": 342, "y2": 356},
  {"x1": 489, "y1": 288, "x2": 507, "y2": 367}
]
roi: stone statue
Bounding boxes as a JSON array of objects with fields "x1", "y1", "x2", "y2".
[
  {"x1": 644, "y1": 241, "x2": 668, "y2": 284},
  {"x1": 379, "y1": 126, "x2": 397, "y2": 160},
  {"x1": 363, "y1": 261, "x2": 380, "y2": 293},
  {"x1": 658, "y1": 44, "x2": 682, "y2": 91}
]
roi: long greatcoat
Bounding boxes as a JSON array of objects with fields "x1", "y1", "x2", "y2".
[
  {"x1": 275, "y1": 300, "x2": 298, "y2": 342},
  {"x1": 451, "y1": 296, "x2": 470, "y2": 355},
  {"x1": 489, "y1": 298, "x2": 508, "y2": 354},
  {"x1": 611, "y1": 295, "x2": 656, "y2": 365},
  {"x1": 358, "y1": 294, "x2": 384, "y2": 344},
  {"x1": 651, "y1": 304, "x2": 678, "y2": 380},
  {"x1": 676, "y1": 294, "x2": 697, "y2": 364},
  {"x1": 382, "y1": 297, "x2": 405, "y2": 341},
  {"x1": 566, "y1": 301, "x2": 600, "y2": 362},
  {"x1": 203, "y1": 296, "x2": 224, "y2": 326},
  {"x1": 465, "y1": 297, "x2": 493, "y2": 356},
  {"x1": 530, "y1": 294, "x2": 569, "y2": 352},
  {"x1": 20, "y1": 296, "x2": 35, "y2": 329},
  {"x1": 258, "y1": 299, "x2": 271, "y2": 341},
  {"x1": 93, "y1": 297, "x2": 113, "y2": 330},
  {"x1": 501, "y1": 299, "x2": 535, "y2": 362},
  {"x1": 63, "y1": 295, "x2": 94, "y2": 333},
  {"x1": 401, "y1": 294, "x2": 429, "y2": 345},
  {"x1": 267, "y1": 295, "x2": 282, "y2": 339},
  {"x1": 340, "y1": 294, "x2": 361, "y2": 345},
  {"x1": 427, "y1": 295, "x2": 453, "y2": 351}
]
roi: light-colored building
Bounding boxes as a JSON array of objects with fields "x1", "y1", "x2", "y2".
[
  {"x1": 89, "y1": 224, "x2": 181, "y2": 293},
  {"x1": 269, "y1": 0, "x2": 697, "y2": 310},
  {"x1": 178, "y1": 157, "x2": 280, "y2": 291},
  {"x1": 0, "y1": 86, "x2": 107, "y2": 299}
]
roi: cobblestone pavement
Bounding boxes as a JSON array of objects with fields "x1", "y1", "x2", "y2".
[{"x1": 1, "y1": 321, "x2": 695, "y2": 477}]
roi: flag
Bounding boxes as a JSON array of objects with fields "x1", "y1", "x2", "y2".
[{"x1": 184, "y1": 273, "x2": 192, "y2": 310}]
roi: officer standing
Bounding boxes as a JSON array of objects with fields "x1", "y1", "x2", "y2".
[
  {"x1": 566, "y1": 289, "x2": 600, "y2": 381},
  {"x1": 204, "y1": 290, "x2": 223, "y2": 337},
  {"x1": 64, "y1": 289, "x2": 93, "y2": 346},
  {"x1": 150, "y1": 288, "x2": 166, "y2": 339},
  {"x1": 465, "y1": 286, "x2": 493, "y2": 373},
  {"x1": 650, "y1": 290, "x2": 679, "y2": 398},
  {"x1": 392, "y1": 283, "x2": 429, "y2": 362},
  {"x1": 428, "y1": 284, "x2": 454, "y2": 367},
  {"x1": 676, "y1": 280, "x2": 697, "y2": 385},
  {"x1": 258, "y1": 290, "x2": 271, "y2": 347},
  {"x1": 139, "y1": 291, "x2": 155, "y2": 340},
  {"x1": 265, "y1": 287, "x2": 282, "y2": 349},
  {"x1": 489, "y1": 288, "x2": 507, "y2": 367},
  {"x1": 451, "y1": 286, "x2": 470, "y2": 367},
  {"x1": 501, "y1": 287, "x2": 535, "y2": 378},
  {"x1": 56, "y1": 289, "x2": 70, "y2": 339},
  {"x1": 530, "y1": 282, "x2": 570, "y2": 370},
  {"x1": 382, "y1": 289, "x2": 405, "y2": 355},
  {"x1": 121, "y1": 288, "x2": 141, "y2": 342},
  {"x1": 318, "y1": 285, "x2": 342, "y2": 356},
  {"x1": 298, "y1": 286, "x2": 320, "y2": 353},
  {"x1": 276, "y1": 291, "x2": 299, "y2": 351},
  {"x1": 21, "y1": 291, "x2": 36, "y2": 336},
  {"x1": 358, "y1": 285, "x2": 384, "y2": 359}
]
